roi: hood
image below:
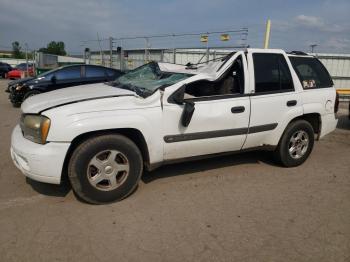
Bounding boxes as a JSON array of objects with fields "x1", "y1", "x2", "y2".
[
  {"x1": 21, "y1": 83, "x2": 135, "y2": 114},
  {"x1": 8, "y1": 77, "x2": 34, "y2": 86}
]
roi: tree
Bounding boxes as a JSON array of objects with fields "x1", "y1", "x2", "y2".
[
  {"x1": 12, "y1": 41, "x2": 24, "y2": 58},
  {"x1": 39, "y1": 41, "x2": 66, "y2": 56}
]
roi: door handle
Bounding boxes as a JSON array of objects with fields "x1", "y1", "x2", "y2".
[
  {"x1": 231, "y1": 106, "x2": 245, "y2": 113},
  {"x1": 287, "y1": 100, "x2": 297, "y2": 107}
]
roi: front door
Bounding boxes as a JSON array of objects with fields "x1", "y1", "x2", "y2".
[{"x1": 162, "y1": 52, "x2": 251, "y2": 160}]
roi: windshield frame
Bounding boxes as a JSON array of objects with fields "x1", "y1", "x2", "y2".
[{"x1": 111, "y1": 62, "x2": 193, "y2": 97}]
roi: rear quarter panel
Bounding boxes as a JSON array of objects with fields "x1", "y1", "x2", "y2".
[{"x1": 301, "y1": 87, "x2": 338, "y2": 138}]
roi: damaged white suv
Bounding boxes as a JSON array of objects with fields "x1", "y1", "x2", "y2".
[{"x1": 11, "y1": 49, "x2": 338, "y2": 203}]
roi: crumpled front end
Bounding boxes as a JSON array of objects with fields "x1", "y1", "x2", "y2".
[{"x1": 10, "y1": 125, "x2": 70, "y2": 184}]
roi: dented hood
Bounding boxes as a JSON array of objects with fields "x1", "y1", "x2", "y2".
[{"x1": 21, "y1": 83, "x2": 135, "y2": 114}]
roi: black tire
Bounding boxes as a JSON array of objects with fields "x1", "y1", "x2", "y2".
[
  {"x1": 12, "y1": 102, "x2": 21, "y2": 108},
  {"x1": 68, "y1": 134, "x2": 143, "y2": 204},
  {"x1": 274, "y1": 120, "x2": 314, "y2": 167},
  {"x1": 23, "y1": 90, "x2": 41, "y2": 101}
]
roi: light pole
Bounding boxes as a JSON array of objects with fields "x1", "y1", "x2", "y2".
[
  {"x1": 310, "y1": 44, "x2": 318, "y2": 53},
  {"x1": 264, "y1": 19, "x2": 271, "y2": 49}
]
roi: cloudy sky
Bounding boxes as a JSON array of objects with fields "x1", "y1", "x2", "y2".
[{"x1": 0, "y1": 0, "x2": 349, "y2": 54}]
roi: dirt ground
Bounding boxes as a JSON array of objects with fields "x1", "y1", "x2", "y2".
[{"x1": 0, "y1": 79, "x2": 349, "y2": 262}]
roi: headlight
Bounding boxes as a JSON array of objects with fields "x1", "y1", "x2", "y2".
[
  {"x1": 15, "y1": 84, "x2": 23, "y2": 91},
  {"x1": 20, "y1": 114, "x2": 51, "y2": 144}
]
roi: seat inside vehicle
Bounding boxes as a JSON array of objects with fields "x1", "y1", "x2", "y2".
[{"x1": 184, "y1": 55, "x2": 244, "y2": 98}]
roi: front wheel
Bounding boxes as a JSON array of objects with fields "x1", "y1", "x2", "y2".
[
  {"x1": 274, "y1": 120, "x2": 315, "y2": 167},
  {"x1": 68, "y1": 134, "x2": 143, "y2": 204}
]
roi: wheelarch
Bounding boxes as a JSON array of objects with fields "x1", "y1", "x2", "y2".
[
  {"x1": 23, "y1": 89, "x2": 41, "y2": 99},
  {"x1": 285, "y1": 113, "x2": 321, "y2": 140},
  {"x1": 60, "y1": 128, "x2": 150, "y2": 184}
]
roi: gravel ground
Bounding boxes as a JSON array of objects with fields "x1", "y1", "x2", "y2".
[{"x1": 0, "y1": 79, "x2": 349, "y2": 262}]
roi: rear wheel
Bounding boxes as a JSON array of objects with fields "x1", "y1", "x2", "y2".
[
  {"x1": 68, "y1": 134, "x2": 143, "y2": 204},
  {"x1": 274, "y1": 120, "x2": 314, "y2": 167}
]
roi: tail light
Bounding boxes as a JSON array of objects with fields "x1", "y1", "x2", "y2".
[{"x1": 334, "y1": 92, "x2": 339, "y2": 113}]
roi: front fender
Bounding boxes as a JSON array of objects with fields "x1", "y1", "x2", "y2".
[{"x1": 44, "y1": 106, "x2": 163, "y2": 164}]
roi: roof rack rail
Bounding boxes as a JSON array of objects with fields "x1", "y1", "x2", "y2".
[{"x1": 288, "y1": 51, "x2": 309, "y2": 55}]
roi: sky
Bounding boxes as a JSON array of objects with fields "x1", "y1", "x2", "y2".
[{"x1": 0, "y1": 0, "x2": 349, "y2": 55}]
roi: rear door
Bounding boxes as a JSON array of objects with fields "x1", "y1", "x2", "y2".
[
  {"x1": 243, "y1": 51, "x2": 303, "y2": 149},
  {"x1": 289, "y1": 56, "x2": 337, "y2": 137},
  {"x1": 106, "y1": 68, "x2": 123, "y2": 81},
  {"x1": 83, "y1": 65, "x2": 108, "y2": 84}
]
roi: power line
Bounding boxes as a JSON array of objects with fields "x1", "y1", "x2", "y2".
[{"x1": 81, "y1": 28, "x2": 248, "y2": 43}]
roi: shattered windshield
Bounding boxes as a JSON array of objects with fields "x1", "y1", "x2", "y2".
[{"x1": 112, "y1": 62, "x2": 192, "y2": 97}]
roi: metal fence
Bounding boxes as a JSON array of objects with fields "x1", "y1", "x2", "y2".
[
  {"x1": 314, "y1": 53, "x2": 350, "y2": 90},
  {"x1": 88, "y1": 48, "x2": 350, "y2": 95},
  {"x1": 89, "y1": 47, "x2": 235, "y2": 70},
  {"x1": 86, "y1": 28, "x2": 249, "y2": 70}
]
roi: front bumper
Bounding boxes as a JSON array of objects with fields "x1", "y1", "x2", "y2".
[
  {"x1": 10, "y1": 125, "x2": 70, "y2": 184},
  {"x1": 9, "y1": 91, "x2": 24, "y2": 104},
  {"x1": 6, "y1": 83, "x2": 14, "y2": 93}
]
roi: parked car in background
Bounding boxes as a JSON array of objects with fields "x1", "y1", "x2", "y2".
[
  {"x1": 7, "y1": 64, "x2": 124, "y2": 106},
  {"x1": 10, "y1": 49, "x2": 338, "y2": 204},
  {"x1": 0, "y1": 62, "x2": 13, "y2": 78},
  {"x1": 6, "y1": 63, "x2": 34, "y2": 79}
]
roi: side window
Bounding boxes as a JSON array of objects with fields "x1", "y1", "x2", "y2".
[
  {"x1": 106, "y1": 68, "x2": 116, "y2": 77},
  {"x1": 43, "y1": 72, "x2": 54, "y2": 79},
  {"x1": 55, "y1": 67, "x2": 81, "y2": 80},
  {"x1": 16, "y1": 64, "x2": 26, "y2": 70},
  {"x1": 253, "y1": 53, "x2": 294, "y2": 93},
  {"x1": 85, "y1": 66, "x2": 106, "y2": 78},
  {"x1": 184, "y1": 55, "x2": 245, "y2": 99},
  {"x1": 289, "y1": 57, "x2": 333, "y2": 89}
]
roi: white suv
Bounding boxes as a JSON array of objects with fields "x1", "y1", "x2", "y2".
[{"x1": 11, "y1": 49, "x2": 338, "y2": 203}]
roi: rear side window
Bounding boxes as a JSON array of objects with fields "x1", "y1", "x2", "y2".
[
  {"x1": 55, "y1": 66, "x2": 81, "y2": 80},
  {"x1": 85, "y1": 66, "x2": 105, "y2": 78},
  {"x1": 253, "y1": 53, "x2": 294, "y2": 93},
  {"x1": 289, "y1": 57, "x2": 333, "y2": 89},
  {"x1": 16, "y1": 64, "x2": 27, "y2": 70}
]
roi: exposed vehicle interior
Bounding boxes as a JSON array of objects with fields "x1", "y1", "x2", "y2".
[{"x1": 184, "y1": 55, "x2": 245, "y2": 98}]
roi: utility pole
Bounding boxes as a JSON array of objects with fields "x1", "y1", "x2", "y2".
[
  {"x1": 84, "y1": 48, "x2": 90, "y2": 64},
  {"x1": 24, "y1": 43, "x2": 28, "y2": 76},
  {"x1": 145, "y1": 37, "x2": 150, "y2": 63},
  {"x1": 33, "y1": 50, "x2": 36, "y2": 76},
  {"x1": 109, "y1": 37, "x2": 113, "y2": 68},
  {"x1": 172, "y1": 34, "x2": 176, "y2": 64},
  {"x1": 119, "y1": 39, "x2": 123, "y2": 71},
  {"x1": 263, "y1": 19, "x2": 271, "y2": 49},
  {"x1": 97, "y1": 32, "x2": 104, "y2": 66},
  {"x1": 206, "y1": 34, "x2": 209, "y2": 63}
]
